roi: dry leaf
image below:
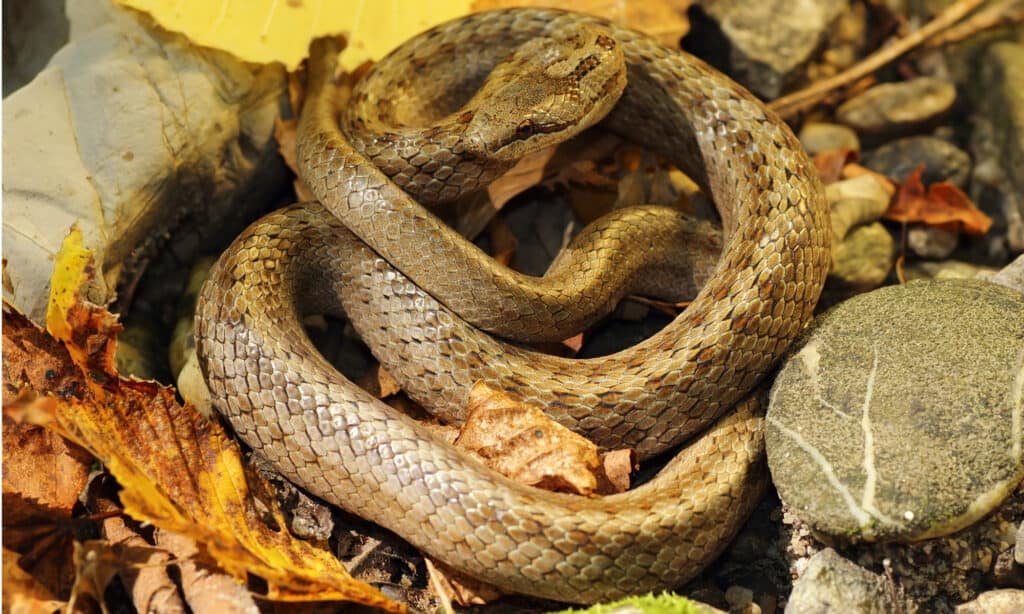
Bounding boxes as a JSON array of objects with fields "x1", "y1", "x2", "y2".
[
  {"x1": 486, "y1": 145, "x2": 560, "y2": 213},
  {"x1": 274, "y1": 117, "x2": 315, "y2": 202},
  {"x1": 486, "y1": 218, "x2": 519, "y2": 267},
  {"x1": 376, "y1": 366, "x2": 403, "y2": 399},
  {"x1": 1, "y1": 412, "x2": 92, "y2": 601},
  {"x1": 3, "y1": 230, "x2": 403, "y2": 612},
  {"x1": 885, "y1": 165, "x2": 993, "y2": 234},
  {"x1": 425, "y1": 558, "x2": 505, "y2": 608},
  {"x1": 116, "y1": 0, "x2": 474, "y2": 70},
  {"x1": 598, "y1": 448, "x2": 636, "y2": 494},
  {"x1": 813, "y1": 147, "x2": 859, "y2": 184},
  {"x1": 455, "y1": 382, "x2": 604, "y2": 496},
  {"x1": 2, "y1": 549, "x2": 66, "y2": 614}
]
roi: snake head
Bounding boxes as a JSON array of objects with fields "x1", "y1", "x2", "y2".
[{"x1": 465, "y1": 26, "x2": 627, "y2": 162}]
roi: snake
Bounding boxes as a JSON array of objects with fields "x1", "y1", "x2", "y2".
[{"x1": 195, "y1": 8, "x2": 830, "y2": 604}]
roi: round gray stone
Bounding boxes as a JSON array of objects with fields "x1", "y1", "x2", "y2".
[{"x1": 766, "y1": 279, "x2": 1024, "y2": 542}]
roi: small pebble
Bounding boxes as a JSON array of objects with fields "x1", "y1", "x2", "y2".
[
  {"x1": 908, "y1": 225, "x2": 959, "y2": 259},
  {"x1": 799, "y1": 122, "x2": 861, "y2": 155},
  {"x1": 861, "y1": 136, "x2": 972, "y2": 186},
  {"x1": 836, "y1": 76, "x2": 956, "y2": 137}
]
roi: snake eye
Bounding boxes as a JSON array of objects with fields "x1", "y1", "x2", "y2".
[{"x1": 515, "y1": 120, "x2": 535, "y2": 139}]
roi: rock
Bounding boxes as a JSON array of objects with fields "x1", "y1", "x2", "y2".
[
  {"x1": 1017, "y1": 520, "x2": 1024, "y2": 565},
  {"x1": 908, "y1": 225, "x2": 959, "y2": 259},
  {"x1": 827, "y1": 175, "x2": 892, "y2": 241},
  {"x1": 861, "y1": 136, "x2": 972, "y2": 186},
  {"x1": 903, "y1": 260, "x2": 998, "y2": 283},
  {"x1": 766, "y1": 279, "x2": 1024, "y2": 543},
  {"x1": 968, "y1": 43, "x2": 1024, "y2": 254},
  {"x1": 957, "y1": 589, "x2": 1024, "y2": 614},
  {"x1": 786, "y1": 549, "x2": 895, "y2": 613},
  {"x1": 799, "y1": 123, "x2": 861, "y2": 156},
  {"x1": 989, "y1": 255, "x2": 1024, "y2": 295},
  {"x1": 829, "y1": 223, "x2": 894, "y2": 290},
  {"x1": 1, "y1": 0, "x2": 288, "y2": 323},
  {"x1": 684, "y1": 0, "x2": 847, "y2": 99},
  {"x1": 2, "y1": 0, "x2": 68, "y2": 96},
  {"x1": 783, "y1": 488, "x2": 1024, "y2": 610},
  {"x1": 836, "y1": 77, "x2": 956, "y2": 138},
  {"x1": 725, "y1": 585, "x2": 757, "y2": 614}
]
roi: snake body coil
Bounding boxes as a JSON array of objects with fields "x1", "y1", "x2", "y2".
[{"x1": 196, "y1": 9, "x2": 830, "y2": 604}]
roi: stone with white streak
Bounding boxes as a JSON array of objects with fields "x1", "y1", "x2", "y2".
[{"x1": 766, "y1": 279, "x2": 1024, "y2": 542}]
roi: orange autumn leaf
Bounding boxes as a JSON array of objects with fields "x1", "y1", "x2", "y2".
[
  {"x1": 3, "y1": 231, "x2": 403, "y2": 612},
  {"x1": 885, "y1": 165, "x2": 993, "y2": 234},
  {"x1": 455, "y1": 382, "x2": 632, "y2": 496}
]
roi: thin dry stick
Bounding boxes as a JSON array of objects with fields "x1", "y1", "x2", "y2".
[
  {"x1": 768, "y1": 0, "x2": 986, "y2": 119},
  {"x1": 925, "y1": 0, "x2": 1024, "y2": 48}
]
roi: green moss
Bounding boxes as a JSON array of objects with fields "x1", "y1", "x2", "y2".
[{"x1": 549, "y1": 592, "x2": 705, "y2": 614}]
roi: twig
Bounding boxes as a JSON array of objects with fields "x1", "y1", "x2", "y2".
[
  {"x1": 768, "y1": 0, "x2": 986, "y2": 119},
  {"x1": 925, "y1": 0, "x2": 1024, "y2": 48}
]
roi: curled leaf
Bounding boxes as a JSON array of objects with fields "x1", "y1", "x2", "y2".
[
  {"x1": 5, "y1": 230, "x2": 403, "y2": 612},
  {"x1": 885, "y1": 165, "x2": 993, "y2": 234}
]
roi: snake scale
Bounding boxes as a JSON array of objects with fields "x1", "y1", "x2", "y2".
[{"x1": 195, "y1": 8, "x2": 830, "y2": 604}]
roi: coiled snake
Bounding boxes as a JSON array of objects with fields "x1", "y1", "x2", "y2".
[{"x1": 195, "y1": 8, "x2": 830, "y2": 604}]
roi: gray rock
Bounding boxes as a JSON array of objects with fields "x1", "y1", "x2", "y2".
[
  {"x1": 903, "y1": 260, "x2": 998, "y2": 283},
  {"x1": 991, "y1": 255, "x2": 1024, "y2": 296},
  {"x1": 767, "y1": 279, "x2": 1024, "y2": 543},
  {"x1": 1017, "y1": 519, "x2": 1024, "y2": 565},
  {"x1": 687, "y1": 0, "x2": 847, "y2": 99},
  {"x1": 786, "y1": 549, "x2": 895, "y2": 614},
  {"x1": 908, "y1": 225, "x2": 959, "y2": 259},
  {"x1": 836, "y1": 77, "x2": 956, "y2": 137},
  {"x1": 969, "y1": 43, "x2": 1024, "y2": 254},
  {"x1": 861, "y1": 136, "x2": 972, "y2": 186},
  {"x1": 829, "y1": 223, "x2": 894, "y2": 290},
  {"x1": 957, "y1": 589, "x2": 1024, "y2": 614},
  {"x1": 800, "y1": 123, "x2": 861, "y2": 156}
]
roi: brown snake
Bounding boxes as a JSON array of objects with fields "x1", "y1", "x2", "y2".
[{"x1": 195, "y1": 8, "x2": 830, "y2": 604}]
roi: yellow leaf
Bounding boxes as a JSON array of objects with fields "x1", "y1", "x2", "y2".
[
  {"x1": 45, "y1": 226, "x2": 90, "y2": 345},
  {"x1": 116, "y1": 0, "x2": 474, "y2": 70},
  {"x1": 7, "y1": 239, "x2": 406, "y2": 611}
]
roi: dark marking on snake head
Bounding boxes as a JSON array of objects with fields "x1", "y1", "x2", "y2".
[
  {"x1": 458, "y1": 110, "x2": 475, "y2": 124},
  {"x1": 572, "y1": 54, "x2": 601, "y2": 80},
  {"x1": 595, "y1": 34, "x2": 616, "y2": 50},
  {"x1": 410, "y1": 56, "x2": 428, "y2": 72}
]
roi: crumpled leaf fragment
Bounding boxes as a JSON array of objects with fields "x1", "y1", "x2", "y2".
[
  {"x1": 885, "y1": 165, "x2": 993, "y2": 234},
  {"x1": 455, "y1": 382, "x2": 632, "y2": 496},
  {"x1": 2, "y1": 548, "x2": 66, "y2": 614},
  {"x1": 3, "y1": 230, "x2": 403, "y2": 612}
]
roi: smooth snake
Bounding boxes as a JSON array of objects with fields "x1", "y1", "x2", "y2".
[{"x1": 195, "y1": 8, "x2": 830, "y2": 604}]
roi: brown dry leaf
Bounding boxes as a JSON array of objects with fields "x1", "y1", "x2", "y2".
[
  {"x1": 425, "y1": 558, "x2": 504, "y2": 609},
  {"x1": 486, "y1": 145, "x2": 560, "y2": 213},
  {"x1": 813, "y1": 147, "x2": 859, "y2": 184},
  {"x1": 472, "y1": 0, "x2": 693, "y2": 47},
  {"x1": 455, "y1": 382, "x2": 603, "y2": 495},
  {"x1": 598, "y1": 448, "x2": 637, "y2": 494},
  {"x1": 67, "y1": 541, "x2": 123, "y2": 614},
  {"x1": 1, "y1": 409, "x2": 92, "y2": 601},
  {"x1": 3, "y1": 232, "x2": 403, "y2": 612},
  {"x1": 885, "y1": 165, "x2": 993, "y2": 234},
  {"x1": 2, "y1": 548, "x2": 66, "y2": 614},
  {"x1": 376, "y1": 365, "x2": 403, "y2": 398},
  {"x1": 486, "y1": 218, "x2": 519, "y2": 267},
  {"x1": 274, "y1": 117, "x2": 315, "y2": 201},
  {"x1": 561, "y1": 332, "x2": 585, "y2": 353}
]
